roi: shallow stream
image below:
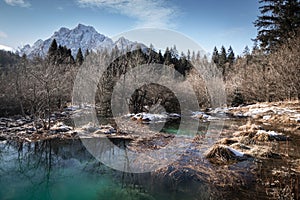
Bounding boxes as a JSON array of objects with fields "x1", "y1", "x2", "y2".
[{"x1": 0, "y1": 116, "x2": 299, "y2": 199}]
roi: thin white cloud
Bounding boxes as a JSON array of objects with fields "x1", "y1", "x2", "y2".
[
  {"x1": 4, "y1": 0, "x2": 31, "y2": 7},
  {"x1": 0, "y1": 31, "x2": 7, "y2": 38},
  {"x1": 77, "y1": 0, "x2": 178, "y2": 29}
]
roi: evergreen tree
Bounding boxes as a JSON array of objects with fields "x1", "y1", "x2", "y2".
[
  {"x1": 187, "y1": 50, "x2": 191, "y2": 60},
  {"x1": 218, "y1": 46, "x2": 227, "y2": 67},
  {"x1": 212, "y1": 46, "x2": 219, "y2": 64},
  {"x1": 48, "y1": 39, "x2": 58, "y2": 57},
  {"x1": 191, "y1": 51, "x2": 196, "y2": 61},
  {"x1": 48, "y1": 39, "x2": 58, "y2": 64},
  {"x1": 227, "y1": 46, "x2": 235, "y2": 65},
  {"x1": 85, "y1": 49, "x2": 90, "y2": 57},
  {"x1": 177, "y1": 53, "x2": 188, "y2": 76},
  {"x1": 217, "y1": 46, "x2": 227, "y2": 78},
  {"x1": 252, "y1": 41, "x2": 259, "y2": 53},
  {"x1": 254, "y1": 0, "x2": 300, "y2": 50},
  {"x1": 243, "y1": 45, "x2": 252, "y2": 64},
  {"x1": 243, "y1": 45, "x2": 250, "y2": 56},
  {"x1": 196, "y1": 51, "x2": 201, "y2": 61},
  {"x1": 170, "y1": 45, "x2": 179, "y2": 58},
  {"x1": 148, "y1": 44, "x2": 156, "y2": 63},
  {"x1": 76, "y1": 48, "x2": 84, "y2": 65},
  {"x1": 163, "y1": 47, "x2": 172, "y2": 65},
  {"x1": 54, "y1": 45, "x2": 74, "y2": 65},
  {"x1": 158, "y1": 50, "x2": 163, "y2": 64}
]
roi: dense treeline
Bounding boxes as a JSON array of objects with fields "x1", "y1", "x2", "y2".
[
  {"x1": 74, "y1": 45, "x2": 203, "y2": 117},
  {"x1": 0, "y1": 42, "x2": 204, "y2": 119},
  {"x1": 226, "y1": 0, "x2": 300, "y2": 104},
  {"x1": 0, "y1": 32, "x2": 299, "y2": 118},
  {"x1": 225, "y1": 31, "x2": 300, "y2": 105},
  {"x1": 0, "y1": 43, "x2": 82, "y2": 127}
]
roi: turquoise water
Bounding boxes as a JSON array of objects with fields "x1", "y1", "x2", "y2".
[
  {"x1": 1, "y1": 117, "x2": 293, "y2": 200},
  {"x1": 0, "y1": 140, "x2": 156, "y2": 200},
  {"x1": 0, "y1": 118, "x2": 240, "y2": 200}
]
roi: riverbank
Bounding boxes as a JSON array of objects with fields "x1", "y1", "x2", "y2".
[{"x1": 1, "y1": 101, "x2": 299, "y2": 199}]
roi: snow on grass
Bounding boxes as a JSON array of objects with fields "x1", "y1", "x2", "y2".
[
  {"x1": 168, "y1": 113, "x2": 181, "y2": 118},
  {"x1": 132, "y1": 112, "x2": 169, "y2": 122},
  {"x1": 77, "y1": 123, "x2": 116, "y2": 135},
  {"x1": 262, "y1": 115, "x2": 271, "y2": 120},
  {"x1": 50, "y1": 122, "x2": 72, "y2": 132},
  {"x1": 228, "y1": 103, "x2": 300, "y2": 123},
  {"x1": 191, "y1": 111, "x2": 210, "y2": 119},
  {"x1": 127, "y1": 112, "x2": 180, "y2": 122},
  {"x1": 227, "y1": 146, "x2": 244, "y2": 157},
  {"x1": 81, "y1": 122, "x2": 99, "y2": 132},
  {"x1": 256, "y1": 130, "x2": 280, "y2": 136}
]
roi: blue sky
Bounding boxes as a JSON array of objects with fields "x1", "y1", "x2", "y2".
[{"x1": 0, "y1": 0, "x2": 260, "y2": 54}]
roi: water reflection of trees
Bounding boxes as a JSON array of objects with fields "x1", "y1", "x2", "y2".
[{"x1": 0, "y1": 139, "x2": 99, "y2": 199}]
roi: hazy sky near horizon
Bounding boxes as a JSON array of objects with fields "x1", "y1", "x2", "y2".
[{"x1": 0, "y1": 0, "x2": 260, "y2": 54}]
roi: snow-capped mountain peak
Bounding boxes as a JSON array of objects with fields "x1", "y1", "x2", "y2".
[
  {"x1": 18, "y1": 24, "x2": 146, "y2": 58},
  {"x1": 114, "y1": 36, "x2": 147, "y2": 52},
  {"x1": 0, "y1": 44, "x2": 14, "y2": 52}
]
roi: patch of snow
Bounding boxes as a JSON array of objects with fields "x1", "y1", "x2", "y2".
[
  {"x1": 51, "y1": 122, "x2": 72, "y2": 132},
  {"x1": 263, "y1": 115, "x2": 271, "y2": 120},
  {"x1": 291, "y1": 114, "x2": 300, "y2": 122},
  {"x1": 124, "y1": 113, "x2": 135, "y2": 118},
  {"x1": 256, "y1": 130, "x2": 280, "y2": 136},
  {"x1": 191, "y1": 111, "x2": 220, "y2": 121},
  {"x1": 243, "y1": 108, "x2": 274, "y2": 117},
  {"x1": 81, "y1": 122, "x2": 99, "y2": 132},
  {"x1": 141, "y1": 113, "x2": 168, "y2": 121},
  {"x1": 168, "y1": 113, "x2": 181, "y2": 118},
  {"x1": 65, "y1": 105, "x2": 80, "y2": 111},
  {"x1": 97, "y1": 125, "x2": 116, "y2": 134},
  {"x1": 128, "y1": 112, "x2": 180, "y2": 122},
  {"x1": 0, "y1": 140, "x2": 7, "y2": 144},
  {"x1": 206, "y1": 116, "x2": 219, "y2": 120},
  {"x1": 210, "y1": 107, "x2": 230, "y2": 114},
  {"x1": 227, "y1": 146, "x2": 244, "y2": 157},
  {"x1": 191, "y1": 111, "x2": 210, "y2": 119}
]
